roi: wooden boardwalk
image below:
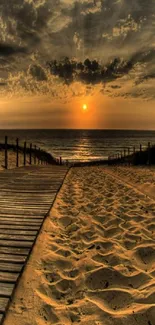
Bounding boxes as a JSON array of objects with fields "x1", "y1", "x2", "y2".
[{"x1": 0, "y1": 165, "x2": 69, "y2": 324}]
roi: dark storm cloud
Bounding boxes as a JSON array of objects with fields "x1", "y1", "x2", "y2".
[
  {"x1": 46, "y1": 57, "x2": 132, "y2": 85},
  {"x1": 0, "y1": 0, "x2": 50, "y2": 46},
  {"x1": 0, "y1": 0, "x2": 154, "y2": 100},
  {"x1": 1, "y1": 0, "x2": 154, "y2": 60},
  {"x1": 29, "y1": 65, "x2": 47, "y2": 81},
  {"x1": 43, "y1": 0, "x2": 155, "y2": 99},
  {"x1": 130, "y1": 49, "x2": 155, "y2": 66},
  {"x1": 48, "y1": 0, "x2": 155, "y2": 60},
  {"x1": 0, "y1": 43, "x2": 26, "y2": 56}
]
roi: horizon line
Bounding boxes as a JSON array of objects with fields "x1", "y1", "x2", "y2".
[{"x1": 0, "y1": 128, "x2": 155, "y2": 131}]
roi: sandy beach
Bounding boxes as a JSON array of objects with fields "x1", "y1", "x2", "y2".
[
  {"x1": 3, "y1": 166, "x2": 155, "y2": 325},
  {"x1": 0, "y1": 151, "x2": 27, "y2": 171}
]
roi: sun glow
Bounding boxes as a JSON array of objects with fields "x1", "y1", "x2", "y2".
[{"x1": 83, "y1": 104, "x2": 87, "y2": 110}]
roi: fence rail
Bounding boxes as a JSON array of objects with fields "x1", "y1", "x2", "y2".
[
  {"x1": 108, "y1": 142, "x2": 154, "y2": 166},
  {"x1": 0, "y1": 136, "x2": 60, "y2": 169}
]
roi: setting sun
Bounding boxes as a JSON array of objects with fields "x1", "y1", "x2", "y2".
[{"x1": 83, "y1": 104, "x2": 87, "y2": 110}]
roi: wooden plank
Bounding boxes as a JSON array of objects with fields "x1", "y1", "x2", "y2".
[
  {"x1": 0, "y1": 190, "x2": 56, "y2": 193},
  {"x1": 0, "y1": 194, "x2": 55, "y2": 199},
  {"x1": 0, "y1": 220, "x2": 42, "y2": 226},
  {"x1": 13, "y1": 180, "x2": 62, "y2": 183},
  {"x1": 0, "y1": 254, "x2": 26, "y2": 263},
  {"x1": 0, "y1": 283, "x2": 14, "y2": 297},
  {"x1": 0, "y1": 199, "x2": 48, "y2": 205},
  {"x1": 0, "y1": 240, "x2": 33, "y2": 248},
  {"x1": 0, "y1": 215, "x2": 44, "y2": 220},
  {"x1": 0, "y1": 201, "x2": 51, "y2": 206},
  {"x1": 0, "y1": 210, "x2": 48, "y2": 215},
  {"x1": 0, "y1": 225, "x2": 39, "y2": 231},
  {"x1": 4, "y1": 184, "x2": 59, "y2": 187},
  {"x1": 0, "y1": 195, "x2": 52, "y2": 199},
  {"x1": 0, "y1": 230, "x2": 37, "y2": 235},
  {"x1": 0, "y1": 207, "x2": 48, "y2": 211},
  {"x1": 0, "y1": 210, "x2": 46, "y2": 215},
  {"x1": 0, "y1": 188, "x2": 56, "y2": 192},
  {"x1": 0, "y1": 263, "x2": 23, "y2": 273},
  {"x1": 0, "y1": 247, "x2": 29, "y2": 256},
  {"x1": 0, "y1": 198, "x2": 54, "y2": 202},
  {"x1": 0, "y1": 271, "x2": 19, "y2": 283},
  {"x1": 0, "y1": 298, "x2": 9, "y2": 312},
  {"x1": 0, "y1": 234, "x2": 36, "y2": 241}
]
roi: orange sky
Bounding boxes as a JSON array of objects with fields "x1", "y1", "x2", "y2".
[
  {"x1": 0, "y1": 95, "x2": 155, "y2": 130},
  {"x1": 0, "y1": 1, "x2": 155, "y2": 129}
]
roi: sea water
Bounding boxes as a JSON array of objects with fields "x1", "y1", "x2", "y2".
[{"x1": 0, "y1": 129, "x2": 154, "y2": 162}]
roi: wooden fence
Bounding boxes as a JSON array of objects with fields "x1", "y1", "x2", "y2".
[
  {"x1": 2, "y1": 137, "x2": 153, "y2": 169},
  {"x1": 108, "y1": 142, "x2": 153, "y2": 166},
  {"x1": 0, "y1": 136, "x2": 59, "y2": 169}
]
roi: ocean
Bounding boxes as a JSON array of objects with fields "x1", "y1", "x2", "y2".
[{"x1": 0, "y1": 129, "x2": 155, "y2": 163}]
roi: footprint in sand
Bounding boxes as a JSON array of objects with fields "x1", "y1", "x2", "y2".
[
  {"x1": 39, "y1": 304, "x2": 59, "y2": 324},
  {"x1": 56, "y1": 248, "x2": 72, "y2": 258},
  {"x1": 85, "y1": 267, "x2": 127, "y2": 290},
  {"x1": 133, "y1": 246, "x2": 155, "y2": 269},
  {"x1": 56, "y1": 278, "x2": 76, "y2": 293},
  {"x1": 87, "y1": 289, "x2": 133, "y2": 312},
  {"x1": 58, "y1": 216, "x2": 73, "y2": 227},
  {"x1": 44, "y1": 271, "x2": 61, "y2": 284}
]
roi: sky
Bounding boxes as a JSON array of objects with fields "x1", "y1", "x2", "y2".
[{"x1": 0, "y1": 0, "x2": 155, "y2": 129}]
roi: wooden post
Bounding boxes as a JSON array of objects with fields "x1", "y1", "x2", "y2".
[
  {"x1": 34, "y1": 145, "x2": 36, "y2": 165},
  {"x1": 29, "y1": 143, "x2": 32, "y2": 165},
  {"x1": 60, "y1": 157, "x2": 62, "y2": 165},
  {"x1": 16, "y1": 138, "x2": 19, "y2": 168},
  {"x1": 38, "y1": 148, "x2": 40, "y2": 165},
  {"x1": 148, "y1": 142, "x2": 151, "y2": 165},
  {"x1": 127, "y1": 148, "x2": 130, "y2": 166},
  {"x1": 24, "y1": 142, "x2": 26, "y2": 166},
  {"x1": 4, "y1": 136, "x2": 8, "y2": 169}
]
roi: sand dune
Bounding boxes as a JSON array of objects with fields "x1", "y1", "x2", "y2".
[
  {"x1": 3, "y1": 166, "x2": 155, "y2": 325},
  {"x1": 107, "y1": 165, "x2": 155, "y2": 199}
]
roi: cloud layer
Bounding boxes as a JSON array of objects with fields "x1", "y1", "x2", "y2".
[{"x1": 0, "y1": 0, "x2": 155, "y2": 100}]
